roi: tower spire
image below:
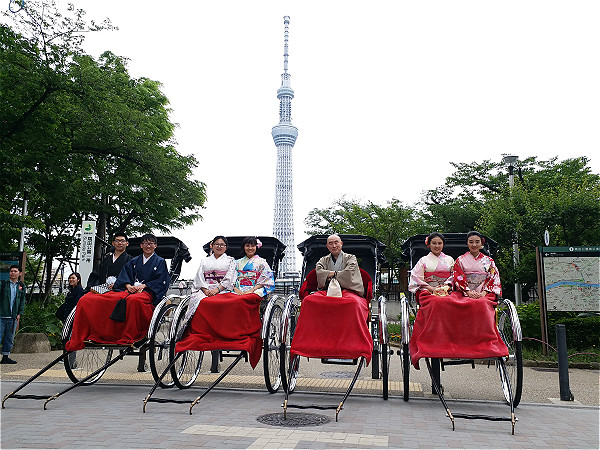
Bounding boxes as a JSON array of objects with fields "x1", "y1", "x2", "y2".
[
  {"x1": 283, "y1": 15, "x2": 289, "y2": 74},
  {"x1": 272, "y1": 16, "x2": 298, "y2": 275}
]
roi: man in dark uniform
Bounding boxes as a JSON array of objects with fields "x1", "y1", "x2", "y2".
[
  {"x1": 86, "y1": 232, "x2": 132, "y2": 290},
  {"x1": 65, "y1": 234, "x2": 169, "y2": 351}
]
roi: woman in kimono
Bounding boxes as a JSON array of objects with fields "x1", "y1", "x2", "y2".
[
  {"x1": 175, "y1": 236, "x2": 269, "y2": 368},
  {"x1": 409, "y1": 231, "x2": 507, "y2": 369},
  {"x1": 453, "y1": 231, "x2": 502, "y2": 298},
  {"x1": 233, "y1": 236, "x2": 275, "y2": 297},
  {"x1": 183, "y1": 236, "x2": 237, "y2": 324},
  {"x1": 408, "y1": 232, "x2": 454, "y2": 297}
]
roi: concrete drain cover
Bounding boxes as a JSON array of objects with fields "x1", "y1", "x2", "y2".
[
  {"x1": 257, "y1": 412, "x2": 331, "y2": 427},
  {"x1": 319, "y1": 371, "x2": 355, "y2": 378}
]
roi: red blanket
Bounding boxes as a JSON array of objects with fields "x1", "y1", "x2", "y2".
[
  {"x1": 291, "y1": 290, "x2": 373, "y2": 364},
  {"x1": 175, "y1": 292, "x2": 263, "y2": 369},
  {"x1": 65, "y1": 291, "x2": 154, "y2": 351},
  {"x1": 409, "y1": 291, "x2": 508, "y2": 369}
]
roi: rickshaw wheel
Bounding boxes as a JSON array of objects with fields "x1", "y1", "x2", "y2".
[
  {"x1": 378, "y1": 298, "x2": 389, "y2": 400},
  {"x1": 170, "y1": 305, "x2": 203, "y2": 389},
  {"x1": 149, "y1": 302, "x2": 177, "y2": 388},
  {"x1": 280, "y1": 305, "x2": 299, "y2": 393},
  {"x1": 263, "y1": 304, "x2": 282, "y2": 393},
  {"x1": 400, "y1": 295, "x2": 412, "y2": 401},
  {"x1": 401, "y1": 343, "x2": 410, "y2": 401},
  {"x1": 381, "y1": 342, "x2": 389, "y2": 400},
  {"x1": 497, "y1": 302, "x2": 523, "y2": 407},
  {"x1": 63, "y1": 309, "x2": 111, "y2": 385}
]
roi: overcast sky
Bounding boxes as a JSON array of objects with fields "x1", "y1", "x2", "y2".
[{"x1": 24, "y1": 1, "x2": 600, "y2": 277}]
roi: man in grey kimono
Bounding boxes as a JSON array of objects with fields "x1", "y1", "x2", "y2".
[{"x1": 315, "y1": 234, "x2": 364, "y2": 296}]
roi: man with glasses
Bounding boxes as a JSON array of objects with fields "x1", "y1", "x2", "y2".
[
  {"x1": 86, "y1": 233, "x2": 132, "y2": 290},
  {"x1": 65, "y1": 234, "x2": 169, "y2": 352}
]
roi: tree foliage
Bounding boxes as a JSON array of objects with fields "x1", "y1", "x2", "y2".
[
  {"x1": 305, "y1": 197, "x2": 429, "y2": 291},
  {"x1": 304, "y1": 157, "x2": 600, "y2": 302},
  {"x1": 1, "y1": 1, "x2": 206, "y2": 299}
]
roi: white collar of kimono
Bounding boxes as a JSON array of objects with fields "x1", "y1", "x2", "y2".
[
  {"x1": 424, "y1": 252, "x2": 441, "y2": 267},
  {"x1": 143, "y1": 253, "x2": 154, "y2": 264},
  {"x1": 329, "y1": 251, "x2": 345, "y2": 271}
]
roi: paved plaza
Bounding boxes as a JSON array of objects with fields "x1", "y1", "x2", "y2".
[{"x1": 1, "y1": 350, "x2": 598, "y2": 449}]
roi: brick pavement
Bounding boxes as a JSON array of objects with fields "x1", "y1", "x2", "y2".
[{"x1": 1, "y1": 379, "x2": 598, "y2": 449}]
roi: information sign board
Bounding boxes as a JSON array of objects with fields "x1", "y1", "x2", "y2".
[{"x1": 541, "y1": 246, "x2": 600, "y2": 312}]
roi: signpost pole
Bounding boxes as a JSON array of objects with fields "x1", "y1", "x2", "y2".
[{"x1": 536, "y1": 247, "x2": 549, "y2": 356}]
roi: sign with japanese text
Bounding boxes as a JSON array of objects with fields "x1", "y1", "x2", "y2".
[
  {"x1": 79, "y1": 221, "x2": 96, "y2": 287},
  {"x1": 541, "y1": 246, "x2": 600, "y2": 311}
]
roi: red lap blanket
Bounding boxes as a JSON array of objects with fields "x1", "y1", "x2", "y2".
[
  {"x1": 409, "y1": 291, "x2": 508, "y2": 369},
  {"x1": 65, "y1": 291, "x2": 154, "y2": 351},
  {"x1": 175, "y1": 292, "x2": 263, "y2": 368},
  {"x1": 291, "y1": 290, "x2": 373, "y2": 364}
]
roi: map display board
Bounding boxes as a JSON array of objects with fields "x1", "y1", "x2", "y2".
[{"x1": 541, "y1": 246, "x2": 600, "y2": 312}]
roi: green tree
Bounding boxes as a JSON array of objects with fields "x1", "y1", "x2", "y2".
[
  {"x1": 305, "y1": 197, "x2": 428, "y2": 293},
  {"x1": 1, "y1": 2, "x2": 206, "y2": 300},
  {"x1": 480, "y1": 157, "x2": 600, "y2": 298},
  {"x1": 422, "y1": 157, "x2": 600, "y2": 301}
]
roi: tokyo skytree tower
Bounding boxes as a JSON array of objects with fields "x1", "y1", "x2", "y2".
[{"x1": 272, "y1": 16, "x2": 298, "y2": 275}]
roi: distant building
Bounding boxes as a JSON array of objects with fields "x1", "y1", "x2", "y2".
[{"x1": 272, "y1": 16, "x2": 298, "y2": 276}]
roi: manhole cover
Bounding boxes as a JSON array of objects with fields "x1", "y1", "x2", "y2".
[
  {"x1": 257, "y1": 412, "x2": 331, "y2": 427},
  {"x1": 319, "y1": 371, "x2": 354, "y2": 379}
]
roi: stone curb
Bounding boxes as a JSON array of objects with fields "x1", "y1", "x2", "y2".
[{"x1": 11, "y1": 333, "x2": 50, "y2": 353}]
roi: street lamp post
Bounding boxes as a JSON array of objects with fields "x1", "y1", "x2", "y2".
[{"x1": 502, "y1": 155, "x2": 522, "y2": 305}]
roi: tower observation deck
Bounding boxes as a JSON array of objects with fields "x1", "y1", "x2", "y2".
[{"x1": 272, "y1": 15, "x2": 298, "y2": 275}]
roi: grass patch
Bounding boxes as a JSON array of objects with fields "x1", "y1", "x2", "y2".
[{"x1": 522, "y1": 343, "x2": 599, "y2": 364}]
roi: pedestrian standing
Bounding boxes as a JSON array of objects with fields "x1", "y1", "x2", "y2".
[{"x1": 0, "y1": 265, "x2": 26, "y2": 364}]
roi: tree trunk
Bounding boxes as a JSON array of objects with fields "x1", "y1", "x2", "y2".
[
  {"x1": 94, "y1": 206, "x2": 107, "y2": 270},
  {"x1": 43, "y1": 252, "x2": 53, "y2": 302}
]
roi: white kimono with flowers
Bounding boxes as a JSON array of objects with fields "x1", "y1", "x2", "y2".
[
  {"x1": 183, "y1": 254, "x2": 236, "y2": 324},
  {"x1": 408, "y1": 252, "x2": 454, "y2": 293}
]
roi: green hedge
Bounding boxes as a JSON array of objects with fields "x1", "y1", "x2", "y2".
[{"x1": 516, "y1": 303, "x2": 599, "y2": 351}]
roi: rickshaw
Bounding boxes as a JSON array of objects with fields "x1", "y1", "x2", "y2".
[
  {"x1": 400, "y1": 233, "x2": 523, "y2": 434},
  {"x1": 2, "y1": 236, "x2": 192, "y2": 409},
  {"x1": 278, "y1": 234, "x2": 390, "y2": 421},
  {"x1": 143, "y1": 236, "x2": 288, "y2": 414}
]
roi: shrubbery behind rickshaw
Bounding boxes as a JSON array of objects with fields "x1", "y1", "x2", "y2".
[
  {"x1": 516, "y1": 302, "x2": 599, "y2": 351},
  {"x1": 17, "y1": 294, "x2": 64, "y2": 348}
]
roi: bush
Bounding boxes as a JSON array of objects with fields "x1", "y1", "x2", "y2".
[
  {"x1": 387, "y1": 323, "x2": 402, "y2": 341},
  {"x1": 18, "y1": 294, "x2": 64, "y2": 348},
  {"x1": 516, "y1": 302, "x2": 599, "y2": 351},
  {"x1": 553, "y1": 316, "x2": 600, "y2": 350},
  {"x1": 516, "y1": 302, "x2": 543, "y2": 345}
]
